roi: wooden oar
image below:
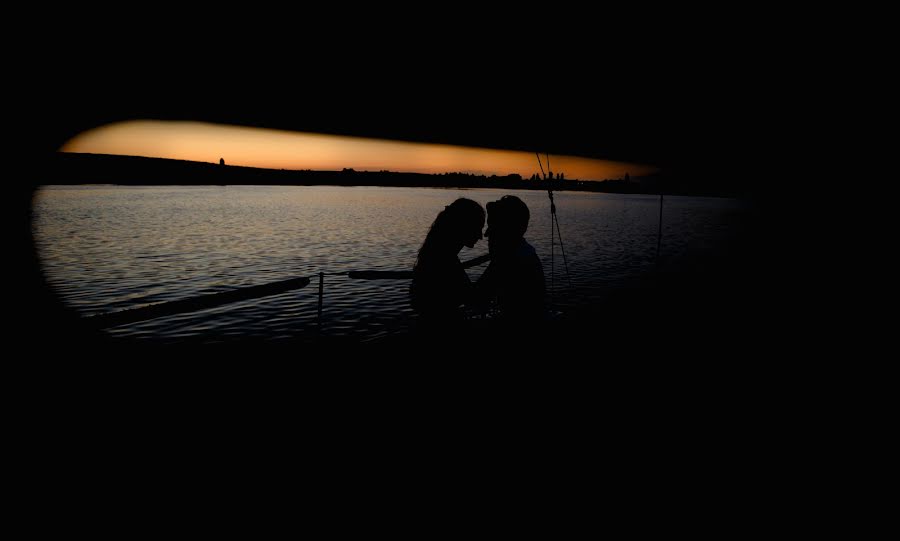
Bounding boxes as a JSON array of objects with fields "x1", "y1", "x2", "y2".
[
  {"x1": 348, "y1": 253, "x2": 491, "y2": 280},
  {"x1": 462, "y1": 253, "x2": 492, "y2": 268},
  {"x1": 85, "y1": 276, "x2": 312, "y2": 329},
  {"x1": 348, "y1": 270, "x2": 414, "y2": 280}
]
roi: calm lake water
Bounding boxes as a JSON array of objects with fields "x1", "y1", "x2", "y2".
[{"x1": 31, "y1": 185, "x2": 750, "y2": 344}]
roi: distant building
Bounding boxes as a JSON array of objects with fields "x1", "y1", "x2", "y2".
[{"x1": 219, "y1": 158, "x2": 225, "y2": 165}]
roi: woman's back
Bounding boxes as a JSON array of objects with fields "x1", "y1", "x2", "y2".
[
  {"x1": 410, "y1": 250, "x2": 471, "y2": 321},
  {"x1": 410, "y1": 198, "x2": 485, "y2": 325}
]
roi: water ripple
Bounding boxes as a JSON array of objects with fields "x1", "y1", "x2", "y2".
[{"x1": 33, "y1": 185, "x2": 750, "y2": 343}]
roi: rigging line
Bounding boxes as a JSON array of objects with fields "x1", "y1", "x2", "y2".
[
  {"x1": 537, "y1": 151, "x2": 555, "y2": 306},
  {"x1": 535, "y1": 152, "x2": 546, "y2": 179},
  {"x1": 548, "y1": 186, "x2": 556, "y2": 308},
  {"x1": 553, "y1": 211, "x2": 574, "y2": 290},
  {"x1": 536, "y1": 151, "x2": 572, "y2": 303}
]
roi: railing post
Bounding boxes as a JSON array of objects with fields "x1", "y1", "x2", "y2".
[
  {"x1": 317, "y1": 271, "x2": 324, "y2": 324},
  {"x1": 656, "y1": 193, "x2": 664, "y2": 266}
]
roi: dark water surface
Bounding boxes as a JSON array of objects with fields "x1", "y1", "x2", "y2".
[{"x1": 32, "y1": 185, "x2": 752, "y2": 345}]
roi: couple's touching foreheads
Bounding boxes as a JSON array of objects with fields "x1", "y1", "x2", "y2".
[{"x1": 410, "y1": 195, "x2": 546, "y2": 338}]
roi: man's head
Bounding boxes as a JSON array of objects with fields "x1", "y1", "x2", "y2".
[{"x1": 485, "y1": 195, "x2": 529, "y2": 252}]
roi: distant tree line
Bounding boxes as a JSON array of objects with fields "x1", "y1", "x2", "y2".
[{"x1": 48, "y1": 153, "x2": 747, "y2": 198}]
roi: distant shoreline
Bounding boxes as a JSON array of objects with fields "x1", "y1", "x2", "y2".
[{"x1": 46, "y1": 152, "x2": 744, "y2": 198}]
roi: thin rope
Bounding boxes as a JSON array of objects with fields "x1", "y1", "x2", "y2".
[
  {"x1": 550, "y1": 191, "x2": 555, "y2": 308},
  {"x1": 554, "y1": 211, "x2": 573, "y2": 290}
]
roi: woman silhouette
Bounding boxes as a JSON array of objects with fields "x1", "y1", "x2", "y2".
[{"x1": 410, "y1": 198, "x2": 485, "y2": 327}]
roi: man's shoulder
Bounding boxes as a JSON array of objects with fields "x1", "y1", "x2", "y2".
[{"x1": 517, "y1": 239, "x2": 539, "y2": 258}]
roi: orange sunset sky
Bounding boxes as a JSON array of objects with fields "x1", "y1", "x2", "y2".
[{"x1": 61, "y1": 120, "x2": 658, "y2": 181}]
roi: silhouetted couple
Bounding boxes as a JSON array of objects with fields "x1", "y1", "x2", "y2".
[{"x1": 410, "y1": 195, "x2": 546, "y2": 337}]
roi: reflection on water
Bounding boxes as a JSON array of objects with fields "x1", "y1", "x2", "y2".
[{"x1": 31, "y1": 185, "x2": 750, "y2": 343}]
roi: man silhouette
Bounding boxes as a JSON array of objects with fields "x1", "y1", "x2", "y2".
[{"x1": 475, "y1": 195, "x2": 546, "y2": 326}]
